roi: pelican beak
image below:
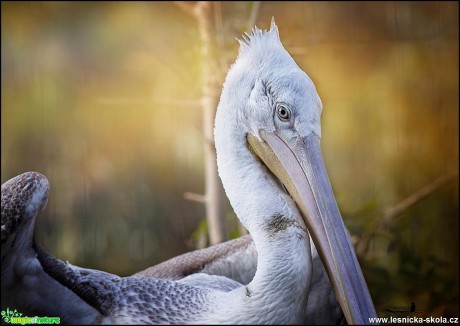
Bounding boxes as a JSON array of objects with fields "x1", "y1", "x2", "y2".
[{"x1": 247, "y1": 131, "x2": 377, "y2": 325}]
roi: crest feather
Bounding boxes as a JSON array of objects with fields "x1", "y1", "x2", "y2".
[{"x1": 237, "y1": 17, "x2": 281, "y2": 58}]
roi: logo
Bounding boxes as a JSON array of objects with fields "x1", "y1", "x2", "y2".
[
  {"x1": 1, "y1": 308, "x2": 60, "y2": 325},
  {"x1": 385, "y1": 302, "x2": 423, "y2": 318}
]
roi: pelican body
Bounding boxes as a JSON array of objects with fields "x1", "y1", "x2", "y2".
[{"x1": 1, "y1": 21, "x2": 377, "y2": 324}]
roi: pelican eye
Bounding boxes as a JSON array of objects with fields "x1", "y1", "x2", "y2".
[{"x1": 277, "y1": 104, "x2": 291, "y2": 122}]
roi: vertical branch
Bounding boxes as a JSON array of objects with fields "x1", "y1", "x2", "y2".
[
  {"x1": 247, "y1": 1, "x2": 262, "y2": 31},
  {"x1": 175, "y1": 1, "x2": 226, "y2": 245},
  {"x1": 196, "y1": 2, "x2": 225, "y2": 245}
]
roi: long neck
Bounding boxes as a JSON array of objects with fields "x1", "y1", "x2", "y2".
[{"x1": 212, "y1": 109, "x2": 313, "y2": 323}]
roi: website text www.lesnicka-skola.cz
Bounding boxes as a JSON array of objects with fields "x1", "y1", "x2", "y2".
[{"x1": 369, "y1": 316, "x2": 459, "y2": 324}]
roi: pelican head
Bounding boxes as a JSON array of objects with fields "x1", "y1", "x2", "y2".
[{"x1": 215, "y1": 20, "x2": 376, "y2": 324}]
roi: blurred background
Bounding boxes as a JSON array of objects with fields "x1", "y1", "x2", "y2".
[{"x1": 2, "y1": 1, "x2": 458, "y2": 319}]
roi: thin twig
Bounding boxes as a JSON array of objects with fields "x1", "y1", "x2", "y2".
[
  {"x1": 382, "y1": 171, "x2": 458, "y2": 223},
  {"x1": 356, "y1": 171, "x2": 458, "y2": 259},
  {"x1": 184, "y1": 192, "x2": 207, "y2": 203}
]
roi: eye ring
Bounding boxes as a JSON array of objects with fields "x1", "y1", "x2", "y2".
[{"x1": 276, "y1": 104, "x2": 291, "y2": 122}]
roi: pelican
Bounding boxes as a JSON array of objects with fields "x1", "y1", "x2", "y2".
[{"x1": 1, "y1": 21, "x2": 377, "y2": 324}]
